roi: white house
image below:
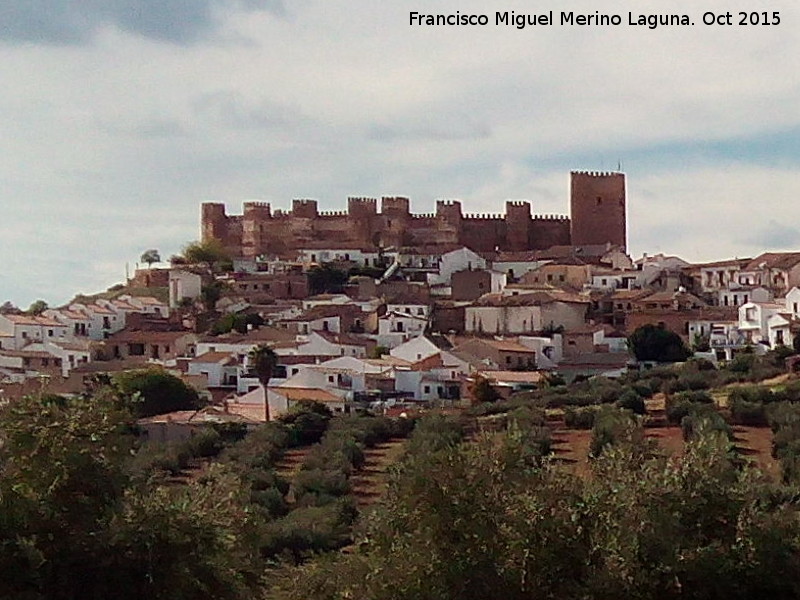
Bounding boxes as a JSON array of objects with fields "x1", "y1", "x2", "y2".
[
  {"x1": 738, "y1": 301, "x2": 785, "y2": 345},
  {"x1": 0, "y1": 314, "x2": 69, "y2": 350},
  {"x1": 426, "y1": 247, "x2": 487, "y2": 287},
  {"x1": 389, "y1": 336, "x2": 443, "y2": 363},
  {"x1": 169, "y1": 270, "x2": 203, "y2": 308}
]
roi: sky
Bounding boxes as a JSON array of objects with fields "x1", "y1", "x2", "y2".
[{"x1": 2, "y1": 0, "x2": 800, "y2": 307}]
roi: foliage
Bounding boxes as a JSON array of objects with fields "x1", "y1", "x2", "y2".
[
  {"x1": 210, "y1": 312, "x2": 265, "y2": 335},
  {"x1": 279, "y1": 401, "x2": 333, "y2": 446},
  {"x1": 564, "y1": 406, "x2": 597, "y2": 429},
  {"x1": 0, "y1": 394, "x2": 263, "y2": 600},
  {"x1": 589, "y1": 405, "x2": 645, "y2": 458},
  {"x1": 307, "y1": 263, "x2": 348, "y2": 295},
  {"x1": 139, "y1": 248, "x2": 160, "y2": 267},
  {"x1": 616, "y1": 388, "x2": 646, "y2": 414},
  {"x1": 26, "y1": 299, "x2": 48, "y2": 315},
  {"x1": 729, "y1": 398, "x2": 768, "y2": 427},
  {"x1": 368, "y1": 345, "x2": 390, "y2": 359},
  {"x1": 470, "y1": 375, "x2": 501, "y2": 404},
  {"x1": 277, "y1": 426, "x2": 800, "y2": 600},
  {"x1": 113, "y1": 368, "x2": 202, "y2": 418},
  {"x1": 181, "y1": 239, "x2": 231, "y2": 271},
  {"x1": 627, "y1": 324, "x2": 692, "y2": 363},
  {"x1": 201, "y1": 280, "x2": 227, "y2": 310}
]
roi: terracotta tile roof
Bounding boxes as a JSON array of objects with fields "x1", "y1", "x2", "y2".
[
  {"x1": 744, "y1": 252, "x2": 800, "y2": 271},
  {"x1": 690, "y1": 258, "x2": 752, "y2": 269},
  {"x1": 273, "y1": 387, "x2": 342, "y2": 403},
  {"x1": 107, "y1": 329, "x2": 194, "y2": 343},
  {"x1": 192, "y1": 351, "x2": 237, "y2": 365},
  {"x1": 478, "y1": 370, "x2": 546, "y2": 383},
  {"x1": 0, "y1": 349, "x2": 53, "y2": 359},
  {"x1": 85, "y1": 304, "x2": 116, "y2": 315},
  {"x1": 467, "y1": 339, "x2": 536, "y2": 353},
  {"x1": 52, "y1": 309, "x2": 91, "y2": 320},
  {"x1": 1, "y1": 314, "x2": 64, "y2": 326},
  {"x1": 314, "y1": 330, "x2": 370, "y2": 347},
  {"x1": 134, "y1": 296, "x2": 166, "y2": 305}
]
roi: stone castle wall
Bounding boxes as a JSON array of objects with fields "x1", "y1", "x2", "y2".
[{"x1": 201, "y1": 172, "x2": 625, "y2": 258}]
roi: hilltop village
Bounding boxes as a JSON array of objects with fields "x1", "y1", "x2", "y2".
[{"x1": 2, "y1": 170, "x2": 799, "y2": 424}]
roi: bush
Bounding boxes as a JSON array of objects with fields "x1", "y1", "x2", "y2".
[
  {"x1": 728, "y1": 385, "x2": 779, "y2": 405},
  {"x1": 114, "y1": 368, "x2": 202, "y2": 418},
  {"x1": 589, "y1": 407, "x2": 637, "y2": 457},
  {"x1": 616, "y1": 390, "x2": 646, "y2": 415},
  {"x1": 185, "y1": 427, "x2": 223, "y2": 458},
  {"x1": 280, "y1": 401, "x2": 333, "y2": 446},
  {"x1": 665, "y1": 393, "x2": 713, "y2": 425},
  {"x1": 681, "y1": 410, "x2": 732, "y2": 442},
  {"x1": 259, "y1": 499, "x2": 357, "y2": 562},
  {"x1": 292, "y1": 468, "x2": 351, "y2": 505},
  {"x1": 663, "y1": 373, "x2": 711, "y2": 394},
  {"x1": 729, "y1": 398, "x2": 768, "y2": 427},
  {"x1": 564, "y1": 407, "x2": 597, "y2": 429}
]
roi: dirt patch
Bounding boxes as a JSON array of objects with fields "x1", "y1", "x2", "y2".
[
  {"x1": 350, "y1": 439, "x2": 407, "y2": 507},
  {"x1": 733, "y1": 426, "x2": 779, "y2": 479},
  {"x1": 646, "y1": 427, "x2": 684, "y2": 458},
  {"x1": 551, "y1": 428, "x2": 592, "y2": 478}
]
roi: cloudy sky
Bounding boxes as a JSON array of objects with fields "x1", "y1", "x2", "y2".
[{"x1": 2, "y1": 0, "x2": 799, "y2": 306}]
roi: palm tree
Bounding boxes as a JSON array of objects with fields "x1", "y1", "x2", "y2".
[{"x1": 248, "y1": 344, "x2": 278, "y2": 422}]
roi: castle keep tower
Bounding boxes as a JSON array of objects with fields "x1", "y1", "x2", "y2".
[{"x1": 569, "y1": 171, "x2": 627, "y2": 250}]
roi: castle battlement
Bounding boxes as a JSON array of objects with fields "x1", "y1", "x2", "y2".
[
  {"x1": 200, "y1": 171, "x2": 626, "y2": 258},
  {"x1": 571, "y1": 170, "x2": 625, "y2": 177}
]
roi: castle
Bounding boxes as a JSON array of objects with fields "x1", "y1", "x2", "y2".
[{"x1": 201, "y1": 171, "x2": 626, "y2": 258}]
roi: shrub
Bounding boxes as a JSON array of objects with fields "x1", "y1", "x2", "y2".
[
  {"x1": 292, "y1": 468, "x2": 351, "y2": 504},
  {"x1": 616, "y1": 390, "x2": 646, "y2": 415},
  {"x1": 589, "y1": 407, "x2": 637, "y2": 458},
  {"x1": 184, "y1": 427, "x2": 223, "y2": 458},
  {"x1": 280, "y1": 401, "x2": 333, "y2": 446},
  {"x1": 729, "y1": 398, "x2": 768, "y2": 427},
  {"x1": 681, "y1": 410, "x2": 732, "y2": 442},
  {"x1": 564, "y1": 407, "x2": 597, "y2": 429}
]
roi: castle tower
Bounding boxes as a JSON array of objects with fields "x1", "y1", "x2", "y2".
[
  {"x1": 505, "y1": 201, "x2": 532, "y2": 251},
  {"x1": 569, "y1": 171, "x2": 626, "y2": 250},
  {"x1": 201, "y1": 203, "x2": 228, "y2": 243},
  {"x1": 242, "y1": 202, "x2": 272, "y2": 258},
  {"x1": 347, "y1": 197, "x2": 378, "y2": 245},
  {"x1": 292, "y1": 199, "x2": 318, "y2": 219}
]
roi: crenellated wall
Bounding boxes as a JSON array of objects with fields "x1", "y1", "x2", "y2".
[{"x1": 200, "y1": 172, "x2": 626, "y2": 258}]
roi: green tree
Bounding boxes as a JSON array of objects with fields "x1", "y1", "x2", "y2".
[
  {"x1": 201, "y1": 280, "x2": 227, "y2": 310},
  {"x1": 181, "y1": 239, "x2": 230, "y2": 272},
  {"x1": 249, "y1": 344, "x2": 279, "y2": 422},
  {"x1": 139, "y1": 249, "x2": 161, "y2": 268},
  {"x1": 628, "y1": 324, "x2": 692, "y2": 362},
  {"x1": 0, "y1": 392, "x2": 135, "y2": 598},
  {"x1": 113, "y1": 368, "x2": 202, "y2": 418},
  {"x1": 307, "y1": 264, "x2": 348, "y2": 295},
  {"x1": 470, "y1": 375, "x2": 500, "y2": 404},
  {"x1": 26, "y1": 299, "x2": 48, "y2": 316}
]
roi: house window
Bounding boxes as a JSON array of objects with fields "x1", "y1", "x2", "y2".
[
  {"x1": 22, "y1": 331, "x2": 28, "y2": 339},
  {"x1": 328, "y1": 375, "x2": 335, "y2": 383},
  {"x1": 48, "y1": 329, "x2": 54, "y2": 337},
  {"x1": 505, "y1": 356, "x2": 511, "y2": 364},
  {"x1": 559, "y1": 275, "x2": 565, "y2": 282},
  {"x1": 417, "y1": 307, "x2": 424, "y2": 315},
  {"x1": 423, "y1": 385, "x2": 430, "y2": 394}
]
